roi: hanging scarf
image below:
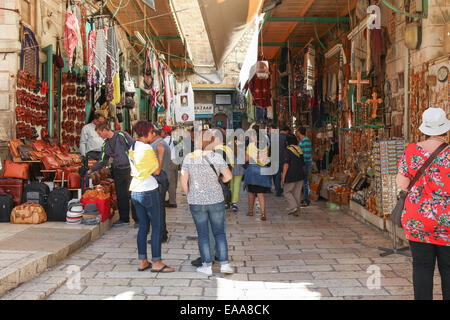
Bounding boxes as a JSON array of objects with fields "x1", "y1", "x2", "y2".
[
  {"x1": 143, "y1": 49, "x2": 153, "y2": 93},
  {"x1": 94, "y1": 26, "x2": 107, "y2": 85},
  {"x1": 87, "y1": 30, "x2": 96, "y2": 87},
  {"x1": 64, "y1": 7, "x2": 77, "y2": 70},
  {"x1": 77, "y1": 3, "x2": 87, "y2": 65},
  {"x1": 74, "y1": 10, "x2": 84, "y2": 71}
]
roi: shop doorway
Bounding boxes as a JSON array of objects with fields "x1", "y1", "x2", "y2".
[{"x1": 214, "y1": 113, "x2": 228, "y2": 129}]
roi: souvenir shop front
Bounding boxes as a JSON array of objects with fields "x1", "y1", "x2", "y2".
[
  {"x1": 0, "y1": 0, "x2": 187, "y2": 225},
  {"x1": 252, "y1": 0, "x2": 449, "y2": 235}
]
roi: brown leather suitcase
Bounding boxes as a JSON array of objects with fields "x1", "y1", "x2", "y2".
[{"x1": 0, "y1": 178, "x2": 24, "y2": 206}]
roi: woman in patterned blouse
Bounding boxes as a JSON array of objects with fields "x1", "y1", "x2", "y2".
[{"x1": 397, "y1": 107, "x2": 450, "y2": 300}]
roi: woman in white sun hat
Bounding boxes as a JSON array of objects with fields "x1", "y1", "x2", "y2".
[{"x1": 396, "y1": 107, "x2": 450, "y2": 300}]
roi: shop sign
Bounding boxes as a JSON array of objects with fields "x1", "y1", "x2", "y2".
[
  {"x1": 215, "y1": 94, "x2": 231, "y2": 105},
  {"x1": 195, "y1": 104, "x2": 214, "y2": 116}
]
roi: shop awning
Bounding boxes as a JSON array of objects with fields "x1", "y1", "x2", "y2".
[{"x1": 198, "y1": 0, "x2": 265, "y2": 69}]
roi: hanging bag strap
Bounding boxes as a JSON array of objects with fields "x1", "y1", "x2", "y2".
[{"x1": 406, "y1": 142, "x2": 448, "y2": 192}]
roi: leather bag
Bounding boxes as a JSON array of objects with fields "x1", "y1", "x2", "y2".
[
  {"x1": 8, "y1": 139, "x2": 24, "y2": 158},
  {"x1": 10, "y1": 202, "x2": 47, "y2": 224},
  {"x1": 2, "y1": 160, "x2": 29, "y2": 179},
  {"x1": 18, "y1": 145, "x2": 34, "y2": 161},
  {"x1": 41, "y1": 155, "x2": 60, "y2": 170},
  {"x1": 391, "y1": 143, "x2": 448, "y2": 228}
]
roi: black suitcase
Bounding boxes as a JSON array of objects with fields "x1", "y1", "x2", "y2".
[
  {"x1": 47, "y1": 187, "x2": 72, "y2": 221},
  {"x1": 0, "y1": 193, "x2": 14, "y2": 222},
  {"x1": 22, "y1": 181, "x2": 50, "y2": 211}
]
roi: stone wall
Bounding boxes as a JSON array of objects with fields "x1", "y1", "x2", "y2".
[
  {"x1": 0, "y1": 0, "x2": 134, "y2": 146},
  {"x1": 383, "y1": 0, "x2": 450, "y2": 139}
]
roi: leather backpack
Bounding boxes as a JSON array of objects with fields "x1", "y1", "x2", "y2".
[{"x1": 10, "y1": 202, "x2": 47, "y2": 224}]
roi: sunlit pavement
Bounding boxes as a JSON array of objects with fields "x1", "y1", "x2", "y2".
[{"x1": 2, "y1": 186, "x2": 444, "y2": 300}]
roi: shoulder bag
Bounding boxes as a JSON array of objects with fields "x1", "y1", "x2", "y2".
[
  {"x1": 391, "y1": 142, "x2": 448, "y2": 228},
  {"x1": 205, "y1": 154, "x2": 231, "y2": 205}
]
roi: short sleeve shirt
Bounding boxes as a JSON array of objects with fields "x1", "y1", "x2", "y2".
[
  {"x1": 283, "y1": 145, "x2": 305, "y2": 183},
  {"x1": 397, "y1": 143, "x2": 450, "y2": 245},
  {"x1": 182, "y1": 151, "x2": 228, "y2": 205}
]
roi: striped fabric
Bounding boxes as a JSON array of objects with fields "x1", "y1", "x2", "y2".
[{"x1": 298, "y1": 137, "x2": 312, "y2": 164}]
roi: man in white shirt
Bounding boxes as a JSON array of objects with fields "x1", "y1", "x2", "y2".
[
  {"x1": 161, "y1": 125, "x2": 178, "y2": 208},
  {"x1": 79, "y1": 113, "x2": 106, "y2": 160}
]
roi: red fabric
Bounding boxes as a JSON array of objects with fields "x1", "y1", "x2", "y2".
[
  {"x1": 64, "y1": 8, "x2": 78, "y2": 70},
  {"x1": 249, "y1": 76, "x2": 270, "y2": 108},
  {"x1": 398, "y1": 144, "x2": 450, "y2": 245},
  {"x1": 292, "y1": 94, "x2": 297, "y2": 114}
]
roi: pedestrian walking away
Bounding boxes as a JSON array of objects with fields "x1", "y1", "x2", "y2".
[
  {"x1": 281, "y1": 134, "x2": 306, "y2": 216},
  {"x1": 180, "y1": 129, "x2": 234, "y2": 276}
]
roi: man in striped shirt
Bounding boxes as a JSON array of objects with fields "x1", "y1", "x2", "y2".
[{"x1": 296, "y1": 127, "x2": 312, "y2": 206}]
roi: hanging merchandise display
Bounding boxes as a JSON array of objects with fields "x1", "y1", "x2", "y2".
[
  {"x1": 20, "y1": 25, "x2": 40, "y2": 82},
  {"x1": 16, "y1": 71, "x2": 49, "y2": 139},
  {"x1": 175, "y1": 81, "x2": 195, "y2": 123},
  {"x1": 60, "y1": 71, "x2": 87, "y2": 150}
]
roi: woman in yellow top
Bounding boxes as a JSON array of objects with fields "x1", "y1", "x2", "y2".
[
  {"x1": 243, "y1": 125, "x2": 272, "y2": 221},
  {"x1": 128, "y1": 121, "x2": 175, "y2": 273}
]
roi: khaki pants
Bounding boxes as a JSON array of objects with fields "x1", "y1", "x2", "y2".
[
  {"x1": 166, "y1": 160, "x2": 179, "y2": 205},
  {"x1": 283, "y1": 180, "x2": 304, "y2": 211}
]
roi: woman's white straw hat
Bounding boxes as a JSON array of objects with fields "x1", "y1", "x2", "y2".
[{"x1": 419, "y1": 108, "x2": 450, "y2": 136}]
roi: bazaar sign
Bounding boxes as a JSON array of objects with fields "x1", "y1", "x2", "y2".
[{"x1": 195, "y1": 104, "x2": 214, "y2": 115}]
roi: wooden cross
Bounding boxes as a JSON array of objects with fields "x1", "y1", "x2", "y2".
[
  {"x1": 349, "y1": 72, "x2": 370, "y2": 103},
  {"x1": 366, "y1": 91, "x2": 383, "y2": 119}
]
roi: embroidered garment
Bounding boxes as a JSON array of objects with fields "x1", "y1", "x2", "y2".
[
  {"x1": 87, "y1": 30, "x2": 96, "y2": 87},
  {"x1": 64, "y1": 7, "x2": 78, "y2": 70},
  {"x1": 398, "y1": 144, "x2": 450, "y2": 245},
  {"x1": 74, "y1": 10, "x2": 84, "y2": 71}
]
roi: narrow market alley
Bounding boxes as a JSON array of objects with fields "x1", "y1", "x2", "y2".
[{"x1": 1, "y1": 188, "x2": 441, "y2": 300}]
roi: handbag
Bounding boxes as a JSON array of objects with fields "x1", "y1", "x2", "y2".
[
  {"x1": 391, "y1": 142, "x2": 448, "y2": 228},
  {"x1": 2, "y1": 160, "x2": 29, "y2": 179},
  {"x1": 53, "y1": 40, "x2": 64, "y2": 70},
  {"x1": 205, "y1": 155, "x2": 231, "y2": 204},
  {"x1": 124, "y1": 72, "x2": 136, "y2": 94}
]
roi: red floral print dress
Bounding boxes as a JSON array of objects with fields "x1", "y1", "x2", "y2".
[{"x1": 398, "y1": 143, "x2": 450, "y2": 245}]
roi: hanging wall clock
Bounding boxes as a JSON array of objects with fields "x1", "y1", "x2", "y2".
[{"x1": 437, "y1": 66, "x2": 449, "y2": 83}]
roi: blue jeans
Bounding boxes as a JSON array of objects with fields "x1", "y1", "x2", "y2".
[
  {"x1": 189, "y1": 201, "x2": 228, "y2": 266},
  {"x1": 131, "y1": 189, "x2": 162, "y2": 261},
  {"x1": 303, "y1": 163, "x2": 312, "y2": 202},
  {"x1": 273, "y1": 166, "x2": 282, "y2": 195}
]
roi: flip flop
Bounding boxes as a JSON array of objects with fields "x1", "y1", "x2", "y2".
[
  {"x1": 138, "y1": 263, "x2": 152, "y2": 272},
  {"x1": 151, "y1": 265, "x2": 175, "y2": 273}
]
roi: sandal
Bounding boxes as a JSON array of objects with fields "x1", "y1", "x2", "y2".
[
  {"x1": 151, "y1": 265, "x2": 175, "y2": 273},
  {"x1": 138, "y1": 262, "x2": 152, "y2": 272},
  {"x1": 246, "y1": 211, "x2": 254, "y2": 216},
  {"x1": 260, "y1": 213, "x2": 266, "y2": 221}
]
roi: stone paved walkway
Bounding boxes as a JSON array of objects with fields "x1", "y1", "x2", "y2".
[{"x1": 1, "y1": 189, "x2": 444, "y2": 300}]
